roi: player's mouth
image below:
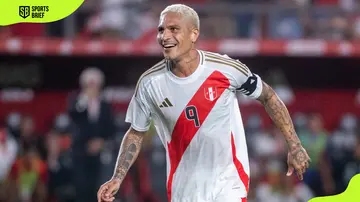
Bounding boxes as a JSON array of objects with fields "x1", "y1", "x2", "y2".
[{"x1": 162, "y1": 44, "x2": 177, "y2": 50}]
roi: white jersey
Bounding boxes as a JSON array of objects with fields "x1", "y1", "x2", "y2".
[{"x1": 125, "y1": 50, "x2": 263, "y2": 202}]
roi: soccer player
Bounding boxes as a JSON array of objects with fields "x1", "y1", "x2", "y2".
[{"x1": 97, "y1": 4, "x2": 311, "y2": 202}]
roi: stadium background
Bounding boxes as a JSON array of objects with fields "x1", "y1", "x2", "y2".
[{"x1": 1, "y1": 0, "x2": 360, "y2": 202}]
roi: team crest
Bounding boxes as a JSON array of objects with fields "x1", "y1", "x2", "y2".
[{"x1": 204, "y1": 87, "x2": 218, "y2": 101}]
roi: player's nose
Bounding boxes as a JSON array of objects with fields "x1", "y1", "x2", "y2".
[{"x1": 161, "y1": 29, "x2": 172, "y2": 41}]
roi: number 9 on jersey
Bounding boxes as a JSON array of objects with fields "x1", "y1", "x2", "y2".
[{"x1": 185, "y1": 106, "x2": 200, "y2": 127}]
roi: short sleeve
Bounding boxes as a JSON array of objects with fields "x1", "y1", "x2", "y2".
[
  {"x1": 125, "y1": 82, "x2": 152, "y2": 132},
  {"x1": 231, "y1": 59, "x2": 263, "y2": 99}
]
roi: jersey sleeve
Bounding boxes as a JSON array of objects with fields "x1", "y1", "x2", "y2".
[
  {"x1": 230, "y1": 58, "x2": 263, "y2": 99},
  {"x1": 125, "y1": 80, "x2": 152, "y2": 132}
]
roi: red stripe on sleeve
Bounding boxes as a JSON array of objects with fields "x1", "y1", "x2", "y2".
[{"x1": 167, "y1": 70, "x2": 230, "y2": 202}]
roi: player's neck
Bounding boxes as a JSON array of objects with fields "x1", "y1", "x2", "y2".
[{"x1": 170, "y1": 49, "x2": 200, "y2": 78}]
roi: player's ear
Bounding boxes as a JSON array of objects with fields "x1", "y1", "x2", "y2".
[{"x1": 191, "y1": 28, "x2": 200, "y2": 43}]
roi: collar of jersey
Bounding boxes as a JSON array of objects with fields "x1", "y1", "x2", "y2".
[{"x1": 166, "y1": 49, "x2": 205, "y2": 84}]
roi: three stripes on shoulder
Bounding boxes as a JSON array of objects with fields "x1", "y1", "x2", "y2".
[{"x1": 159, "y1": 98, "x2": 173, "y2": 108}]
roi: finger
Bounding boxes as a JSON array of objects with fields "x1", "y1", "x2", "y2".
[
  {"x1": 103, "y1": 194, "x2": 115, "y2": 202},
  {"x1": 301, "y1": 163, "x2": 307, "y2": 173},
  {"x1": 98, "y1": 186, "x2": 106, "y2": 202},
  {"x1": 101, "y1": 196, "x2": 113, "y2": 202},
  {"x1": 298, "y1": 173, "x2": 303, "y2": 180},
  {"x1": 103, "y1": 185, "x2": 112, "y2": 197},
  {"x1": 296, "y1": 169, "x2": 304, "y2": 180},
  {"x1": 104, "y1": 183, "x2": 117, "y2": 198},
  {"x1": 102, "y1": 196, "x2": 114, "y2": 202},
  {"x1": 101, "y1": 192, "x2": 112, "y2": 202},
  {"x1": 302, "y1": 166, "x2": 306, "y2": 174},
  {"x1": 286, "y1": 166, "x2": 294, "y2": 176},
  {"x1": 296, "y1": 163, "x2": 305, "y2": 174}
]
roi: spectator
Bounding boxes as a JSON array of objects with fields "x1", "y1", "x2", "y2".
[
  {"x1": 0, "y1": 127, "x2": 18, "y2": 201},
  {"x1": 326, "y1": 113, "x2": 358, "y2": 194},
  {"x1": 298, "y1": 113, "x2": 331, "y2": 196},
  {"x1": 6, "y1": 112, "x2": 22, "y2": 140},
  {"x1": 343, "y1": 129, "x2": 360, "y2": 186},
  {"x1": 0, "y1": 128, "x2": 18, "y2": 181},
  {"x1": 85, "y1": 0, "x2": 154, "y2": 39},
  {"x1": 256, "y1": 160, "x2": 314, "y2": 202},
  {"x1": 293, "y1": 112, "x2": 308, "y2": 133},
  {"x1": 327, "y1": 15, "x2": 351, "y2": 40},
  {"x1": 352, "y1": 16, "x2": 360, "y2": 40},
  {"x1": 245, "y1": 114, "x2": 271, "y2": 160},
  {"x1": 0, "y1": 26, "x2": 11, "y2": 38},
  {"x1": 68, "y1": 67, "x2": 116, "y2": 202},
  {"x1": 47, "y1": 114, "x2": 75, "y2": 202},
  {"x1": 266, "y1": 69, "x2": 294, "y2": 105},
  {"x1": 18, "y1": 115, "x2": 47, "y2": 161},
  {"x1": 7, "y1": 145, "x2": 48, "y2": 202},
  {"x1": 248, "y1": 122, "x2": 286, "y2": 161}
]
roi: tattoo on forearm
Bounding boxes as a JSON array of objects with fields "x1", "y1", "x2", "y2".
[
  {"x1": 113, "y1": 130, "x2": 143, "y2": 181},
  {"x1": 258, "y1": 82, "x2": 309, "y2": 168},
  {"x1": 257, "y1": 82, "x2": 301, "y2": 147}
]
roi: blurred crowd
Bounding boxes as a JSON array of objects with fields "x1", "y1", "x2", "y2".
[
  {"x1": 244, "y1": 112, "x2": 360, "y2": 202},
  {"x1": 0, "y1": 67, "x2": 359, "y2": 202},
  {"x1": 1, "y1": 0, "x2": 360, "y2": 40},
  {"x1": 0, "y1": 67, "x2": 165, "y2": 202}
]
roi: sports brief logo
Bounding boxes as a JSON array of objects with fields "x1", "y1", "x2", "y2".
[
  {"x1": 19, "y1": 6, "x2": 50, "y2": 19},
  {"x1": 204, "y1": 87, "x2": 218, "y2": 101},
  {"x1": 19, "y1": 6, "x2": 30, "y2": 19}
]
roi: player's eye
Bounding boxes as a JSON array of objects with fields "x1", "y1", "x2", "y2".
[
  {"x1": 158, "y1": 27, "x2": 164, "y2": 33},
  {"x1": 170, "y1": 27, "x2": 178, "y2": 32}
]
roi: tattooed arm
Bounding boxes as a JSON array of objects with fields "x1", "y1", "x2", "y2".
[
  {"x1": 257, "y1": 81, "x2": 311, "y2": 180},
  {"x1": 97, "y1": 127, "x2": 145, "y2": 202},
  {"x1": 256, "y1": 81, "x2": 301, "y2": 149},
  {"x1": 112, "y1": 127, "x2": 145, "y2": 181}
]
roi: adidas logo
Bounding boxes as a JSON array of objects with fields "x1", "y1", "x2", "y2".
[{"x1": 159, "y1": 98, "x2": 173, "y2": 108}]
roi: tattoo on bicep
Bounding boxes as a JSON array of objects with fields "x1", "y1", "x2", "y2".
[{"x1": 113, "y1": 132, "x2": 143, "y2": 180}]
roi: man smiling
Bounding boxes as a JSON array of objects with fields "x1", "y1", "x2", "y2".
[{"x1": 97, "y1": 4, "x2": 311, "y2": 202}]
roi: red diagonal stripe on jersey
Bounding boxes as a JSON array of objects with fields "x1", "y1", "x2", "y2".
[
  {"x1": 167, "y1": 70, "x2": 230, "y2": 202},
  {"x1": 231, "y1": 133, "x2": 249, "y2": 193}
]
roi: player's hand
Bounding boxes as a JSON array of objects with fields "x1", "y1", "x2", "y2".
[
  {"x1": 97, "y1": 178, "x2": 121, "y2": 202},
  {"x1": 286, "y1": 145, "x2": 311, "y2": 180}
]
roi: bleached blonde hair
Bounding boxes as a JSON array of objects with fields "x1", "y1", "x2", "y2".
[{"x1": 160, "y1": 4, "x2": 200, "y2": 30}]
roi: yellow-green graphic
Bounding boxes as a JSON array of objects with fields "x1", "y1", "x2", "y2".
[
  {"x1": 0, "y1": 0, "x2": 84, "y2": 26},
  {"x1": 309, "y1": 174, "x2": 360, "y2": 202}
]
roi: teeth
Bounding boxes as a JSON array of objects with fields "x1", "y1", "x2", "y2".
[{"x1": 164, "y1": 44, "x2": 176, "y2": 48}]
